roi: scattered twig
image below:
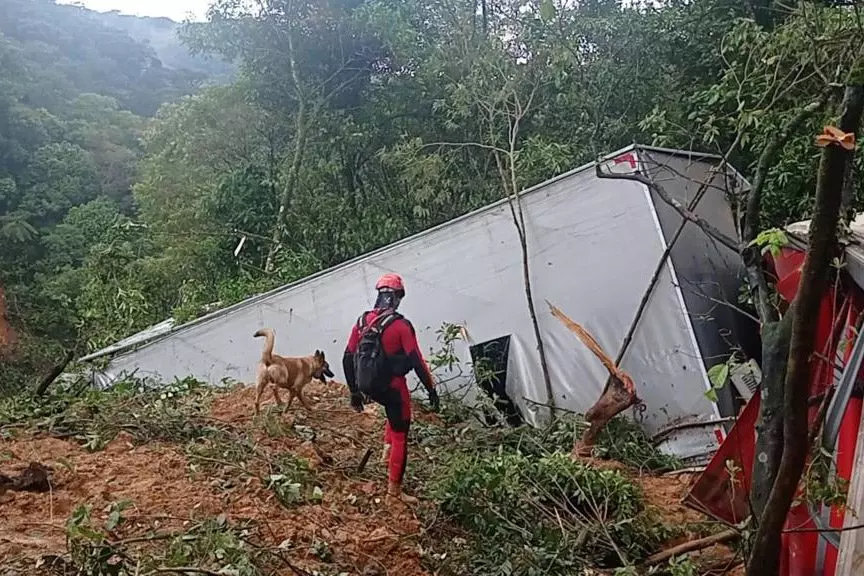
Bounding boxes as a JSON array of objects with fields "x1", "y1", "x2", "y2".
[
  {"x1": 663, "y1": 466, "x2": 706, "y2": 476},
  {"x1": 643, "y1": 529, "x2": 738, "y2": 566},
  {"x1": 147, "y1": 567, "x2": 223, "y2": 576},
  {"x1": 262, "y1": 546, "x2": 313, "y2": 576},
  {"x1": 354, "y1": 549, "x2": 392, "y2": 576},
  {"x1": 356, "y1": 448, "x2": 373, "y2": 474},
  {"x1": 702, "y1": 558, "x2": 745, "y2": 575},
  {"x1": 308, "y1": 429, "x2": 334, "y2": 465},
  {"x1": 808, "y1": 385, "x2": 835, "y2": 447},
  {"x1": 110, "y1": 529, "x2": 200, "y2": 547},
  {"x1": 520, "y1": 396, "x2": 583, "y2": 417},
  {"x1": 784, "y1": 521, "x2": 864, "y2": 534},
  {"x1": 185, "y1": 454, "x2": 253, "y2": 475}
]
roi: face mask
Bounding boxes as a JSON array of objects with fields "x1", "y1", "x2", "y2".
[{"x1": 375, "y1": 290, "x2": 402, "y2": 310}]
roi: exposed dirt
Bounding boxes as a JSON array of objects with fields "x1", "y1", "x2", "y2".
[
  {"x1": 0, "y1": 285, "x2": 18, "y2": 355},
  {"x1": 1, "y1": 381, "x2": 430, "y2": 575},
  {"x1": 1, "y1": 381, "x2": 737, "y2": 574}
]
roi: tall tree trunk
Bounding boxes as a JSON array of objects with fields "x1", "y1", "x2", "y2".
[
  {"x1": 496, "y1": 143, "x2": 555, "y2": 416},
  {"x1": 750, "y1": 313, "x2": 792, "y2": 517},
  {"x1": 265, "y1": 106, "x2": 308, "y2": 273},
  {"x1": 265, "y1": 14, "x2": 307, "y2": 274},
  {"x1": 743, "y1": 92, "x2": 830, "y2": 518},
  {"x1": 746, "y1": 85, "x2": 864, "y2": 576}
]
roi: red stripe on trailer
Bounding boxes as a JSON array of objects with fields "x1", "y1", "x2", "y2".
[
  {"x1": 613, "y1": 152, "x2": 638, "y2": 169},
  {"x1": 685, "y1": 246, "x2": 853, "y2": 576}
]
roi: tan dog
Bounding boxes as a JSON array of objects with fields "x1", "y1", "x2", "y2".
[{"x1": 253, "y1": 328, "x2": 335, "y2": 415}]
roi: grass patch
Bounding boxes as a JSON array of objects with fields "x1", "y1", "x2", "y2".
[
  {"x1": 0, "y1": 375, "x2": 217, "y2": 448},
  {"x1": 254, "y1": 410, "x2": 295, "y2": 438}
]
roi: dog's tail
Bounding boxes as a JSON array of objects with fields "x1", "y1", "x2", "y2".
[{"x1": 253, "y1": 328, "x2": 275, "y2": 365}]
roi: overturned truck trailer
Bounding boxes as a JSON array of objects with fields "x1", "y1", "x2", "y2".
[{"x1": 80, "y1": 145, "x2": 757, "y2": 463}]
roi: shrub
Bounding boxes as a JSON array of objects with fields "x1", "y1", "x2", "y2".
[{"x1": 429, "y1": 450, "x2": 677, "y2": 574}]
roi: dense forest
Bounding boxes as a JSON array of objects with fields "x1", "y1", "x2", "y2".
[
  {"x1": 1, "y1": 0, "x2": 862, "y2": 396},
  {"x1": 0, "y1": 0, "x2": 216, "y2": 386}
]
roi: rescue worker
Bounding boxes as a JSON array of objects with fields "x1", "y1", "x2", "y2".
[{"x1": 342, "y1": 273, "x2": 439, "y2": 505}]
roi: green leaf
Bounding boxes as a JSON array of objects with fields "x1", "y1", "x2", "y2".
[
  {"x1": 105, "y1": 509, "x2": 122, "y2": 531},
  {"x1": 749, "y1": 229, "x2": 789, "y2": 257},
  {"x1": 104, "y1": 499, "x2": 132, "y2": 531},
  {"x1": 707, "y1": 363, "x2": 730, "y2": 389},
  {"x1": 704, "y1": 388, "x2": 719, "y2": 403},
  {"x1": 539, "y1": 0, "x2": 556, "y2": 22}
]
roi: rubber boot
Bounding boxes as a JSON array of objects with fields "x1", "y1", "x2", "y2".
[{"x1": 387, "y1": 481, "x2": 418, "y2": 506}]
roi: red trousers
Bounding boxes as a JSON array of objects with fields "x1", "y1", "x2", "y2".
[{"x1": 371, "y1": 376, "x2": 411, "y2": 484}]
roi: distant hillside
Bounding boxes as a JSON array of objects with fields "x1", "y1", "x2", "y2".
[
  {"x1": 86, "y1": 10, "x2": 235, "y2": 81},
  {"x1": 0, "y1": 0, "x2": 228, "y2": 389},
  {"x1": 1, "y1": 0, "x2": 207, "y2": 116}
]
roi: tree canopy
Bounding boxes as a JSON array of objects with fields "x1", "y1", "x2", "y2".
[{"x1": 2, "y1": 0, "x2": 863, "y2": 402}]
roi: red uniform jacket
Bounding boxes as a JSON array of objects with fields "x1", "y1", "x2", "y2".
[{"x1": 343, "y1": 309, "x2": 434, "y2": 393}]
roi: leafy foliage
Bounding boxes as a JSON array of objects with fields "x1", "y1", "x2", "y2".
[
  {"x1": 0, "y1": 0, "x2": 203, "y2": 116},
  {"x1": 0, "y1": 374, "x2": 214, "y2": 447},
  {"x1": 0, "y1": 0, "x2": 218, "y2": 393},
  {"x1": 66, "y1": 508, "x2": 269, "y2": 576},
  {"x1": 750, "y1": 228, "x2": 791, "y2": 257},
  {"x1": 424, "y1": 321, "x2": 682, "y2": 473},
  {"x1": 590, "y1": 418, "x2": 683, "y2": 474},
  {"x1": 414, "y1": 417, "x2": 682, "y2": 575}
]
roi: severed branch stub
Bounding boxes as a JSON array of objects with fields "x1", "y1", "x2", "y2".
[
  {"x1": 356, "y1": 448, "x2": 373, "y2": 474},
  {"x1": 547, "y1": 301, "x2": 638, "y2": 456}
]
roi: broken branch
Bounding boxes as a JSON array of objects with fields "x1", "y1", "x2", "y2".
[
  {"x1": 643, "y1": 529, "x2": 738, "y2": 566},
  {"x1": 547, "y1": 301, "x2": 637, "y2": 454},
  {"x1": 595, "y1": 164, "x2": 741, "y2": 253}
]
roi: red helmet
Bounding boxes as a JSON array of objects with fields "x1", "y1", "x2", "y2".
[{"x1": 375, "y1": 273, "x2": 404, "y2": 292}]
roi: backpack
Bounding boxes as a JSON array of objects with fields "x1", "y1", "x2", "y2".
[{"x1": 354, "y1": 311, "x2": 401, "y2": 395}]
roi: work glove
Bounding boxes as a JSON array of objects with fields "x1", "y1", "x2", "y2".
[
  {"x1": 427, "y1": 387, "x2": 440, "y2": 412},
  {"x1": 350, "y1": 392, "x2": 364, "y2": 413}
]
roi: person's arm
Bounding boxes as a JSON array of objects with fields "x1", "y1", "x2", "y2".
[
  {"x1": 396, "y1": 318, "x2": 439, "y2": 409},
  {"x1": 343, "y1": 322, "x2": 363, "y2": 411}
]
